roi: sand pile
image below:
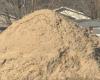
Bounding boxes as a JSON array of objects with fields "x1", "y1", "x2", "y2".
[{"x1": 0, "y1": 9, "x2": 99, "y2": 80}]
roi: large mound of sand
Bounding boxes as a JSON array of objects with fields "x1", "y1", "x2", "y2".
[{"x1": 0, "y1": 9, "x2": 99, "y2": 80}]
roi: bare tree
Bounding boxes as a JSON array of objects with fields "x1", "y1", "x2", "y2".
[
  {"x1": 0, "y1": 0, "x2": 100, "y2": 27},
  {"x1": 90, "y1": 0, "x2": 97, "y2": 19}
]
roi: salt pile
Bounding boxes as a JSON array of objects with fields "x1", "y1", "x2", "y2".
[{"x1": 0, "y1": 9, "x2": 99, "y2": 80}]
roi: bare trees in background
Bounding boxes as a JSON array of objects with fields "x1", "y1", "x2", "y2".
[
  {"x1": 95, "y1": 0, "x2": 100, "y2": 19},
  {"x1": 0, "y1": 0, "x2": 100, "y2": 27},
  {"x1": 0, "y1": 0, "x2": 62, "y2": 24},
  {"x1": 87, "y1": 0, "x2": 98, "y2": 19},
  {"x1": 87, "y1": 0, "x2": 100, "y2": 19},
  {"x1": 0, "y1": 0, "x2": 38, "y2": 26}
]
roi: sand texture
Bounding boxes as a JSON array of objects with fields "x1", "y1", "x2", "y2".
[{"x1": 0, "y1": 10, "x2": 99, "y2": 80}]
